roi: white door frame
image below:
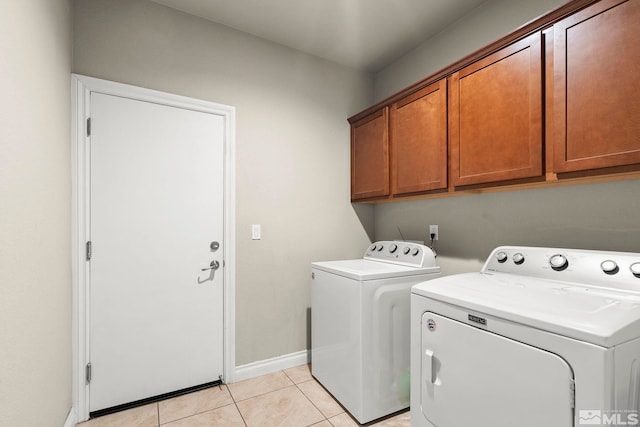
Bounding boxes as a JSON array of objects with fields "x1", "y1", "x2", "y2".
[{"x1": 71, "y1": 74, "x2": 236, "y2": 421}]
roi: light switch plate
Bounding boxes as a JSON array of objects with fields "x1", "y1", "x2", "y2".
[{"x1": 252, "y1": 224, "x2": 261, "y2": 240}]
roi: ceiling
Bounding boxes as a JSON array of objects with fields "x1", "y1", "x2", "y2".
[{"x1": 151, "y1": 0, "x2": 489, "y2": 72}]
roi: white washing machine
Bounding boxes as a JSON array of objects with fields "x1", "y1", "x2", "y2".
[
  {"x1": 411, "y1": 246, "x2": 640, "y2": 427},
  {"x1": 312, "y1": 241, "x2": 440, "y2": 424}
]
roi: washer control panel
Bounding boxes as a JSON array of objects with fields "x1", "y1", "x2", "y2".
[
  {"x1": 484, "y1": 246, "x2": 640, "y2": 292},
  {"x1": 364, "y1": 241, "x2": 437, "y2": 268}
]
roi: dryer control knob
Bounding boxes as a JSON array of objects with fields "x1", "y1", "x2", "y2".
[
  {"x1": 389, "y1": 244, "x2": 398, "y2": 253},
  {"x1": 411, "y1": 248, "x2": 420, "y2": 256},
  {"x1": 513, "y1": 253, "x2": 525, "y2": 265},
  {"x1": 630, "y1": 262, "x2": 640, "y2": 277},
  {"x1": 403, "y1": 247, "x2": 411, "y2": 255},
  {"x1": 600, "y1": 260, "x2": 618, "y2": 274},
  {"x1": 496, "y1": 251, "x2": 508, "y2": 263},
  {"x1": 377, "y1": 245, "x2": 384, "y2": 252},
  {"x1": 549, "y1": 254, "x2": 568, "y2": 271}
]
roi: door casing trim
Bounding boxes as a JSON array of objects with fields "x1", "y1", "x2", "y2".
[{"x1": 71, "y1": 74, "x2": 236, "y2": 421}]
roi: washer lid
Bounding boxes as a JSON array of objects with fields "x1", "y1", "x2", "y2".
[
  {"x1": 412, "y1": 272, "x2": 640, "y2": 347},
  {"x1": 312, "y1": 259, "x2": 440, "y2": 281}
]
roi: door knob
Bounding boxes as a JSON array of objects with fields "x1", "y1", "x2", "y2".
[{"x1": 201, "y1": 260, "x2": 220, "y2": 271}]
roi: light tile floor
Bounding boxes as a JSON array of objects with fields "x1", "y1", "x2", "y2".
[{"x1": 77, "y1": 364, "x2": 411, "y2": 427}]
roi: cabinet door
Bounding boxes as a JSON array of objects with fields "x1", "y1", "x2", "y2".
[
  {"x1": 351, "y1": 108, "x2": 389, "y2": 200},
  {"x1": 390, "y1": 79, "x2": 447, "y2": 196},
  {"x1": 450, "y1": 33, "x2": 543, "y2": 187},
  {"x1": 553, "y1": 0, "x2": 640, "y2": 173}
]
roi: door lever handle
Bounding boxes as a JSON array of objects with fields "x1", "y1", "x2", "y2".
[{"x1": 201, "y1": 260, "x2": 220, "y2": 271}]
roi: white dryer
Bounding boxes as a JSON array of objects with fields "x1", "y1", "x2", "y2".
[
  {"x1": 312, "y1": 241, "x2": 440, "y2": 424},
  {"x1": 411, "y1": 246, "x2": 640, "y2": 427}
]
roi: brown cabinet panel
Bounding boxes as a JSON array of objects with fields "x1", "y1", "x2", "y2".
[
  {"x1": 390, "y1": 79, "x2": 448, "y2": 196},
  {"x1": 351, "y1": 108, "x2": 389, "y2": 200},
  {"x1": 348, "y1": 0, "x2": 640, "y2": 203},
  {"x1": 450, "y1": 33, "x2": 543, "y2": 187},
  {"x1": 553, "y1": 0, "x2": 640, "y2": 173}
]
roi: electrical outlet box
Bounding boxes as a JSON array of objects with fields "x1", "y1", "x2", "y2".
[{"x1": 429, "y1": 225, "x2": 439, "y2": 241}]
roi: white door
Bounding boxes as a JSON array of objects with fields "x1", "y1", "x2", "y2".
[
  {"x1": 89, "y1": 92, "x2": 225, "y2": 412},
  {"x1": 420, "y1": 312, "x2": 574, "y2": 427}
]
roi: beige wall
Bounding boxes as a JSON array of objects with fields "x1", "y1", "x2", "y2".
[
  {"x1": 372, "y1": 0, "x2": 640, "y2": 274},
  {"x1": 0, "y1": 1, "x2": 72, "y2": 426},
  {"x1": 72, "y1": 0, "x2": 374, "y2": 366},
  {"x1": 374, "y1": 0, "x2": 567, "y2": 101},
  {"x1": 375, "y1": 180, "x2": 640, "y2": 275}
]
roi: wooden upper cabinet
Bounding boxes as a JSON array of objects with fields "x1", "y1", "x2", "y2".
[
  {"x1": 347, "y1": 0, "x2": 640, "y2": 202},
  {"x1": 449, "y1": 32, "x2": 543, "y2": 187},
  {"x1": 552, "y1": 0, "x2": 640, "y2": 173},
  {"x1": 351, "y1": 108, "x2": 389, "y2": 200},
  {"x1": 390, "y1": 79, "x2": 448, "y2": 196}
]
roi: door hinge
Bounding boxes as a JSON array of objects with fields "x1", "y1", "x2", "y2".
[
  {"x1": 569, "y1": 378, "x2": 575, "y2": 409},
  {"x1": 86, "y1": 363, "x2": 92, "y2": 384},
  {"x1": 87, "y1": 118, "x2": 91, "y2": 137},
  {"x1": 86, "y1": 241, "x2": 92, "y2": 261}
]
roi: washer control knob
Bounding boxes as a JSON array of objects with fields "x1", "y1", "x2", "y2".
[
  {"x1": 389, "y1": 243, "x2": 398, "y2": 253},
  {"x1": 513, "y1": 253, "x2": 525, "y2": 265},
  {"x1": 630, "y1": 262, "x2": 640, "y2": 277},
  {"x1": 377, "y1": 245, "x2": 384, "y2": 252},
  {"x1": 496, "y1": 251, "x2": 508, "y2": 263},
  {"x1": 549, "y1": 254, "x2": 568, "y2": 271},
  {"x1": 600, "y1": 260, "x2": 618, "y2": 274},
  {"x1": 403, "y1": 247, "x2": 411, "y2": 255},
  {"x1": 370, "y1": 244, "x2": 377, "y2": 251},
  {"x1": 412, "y1": 248, "x2": 420, "y2": 256}
]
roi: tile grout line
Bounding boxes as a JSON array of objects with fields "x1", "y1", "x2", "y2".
[
  {"x1": 287, "y1": 370, "x2": 350, "y2": 427},
  {"x1": 294, "y1": 381, "x2": 332, "y2": 425},
  {"x1": 303, "y1": 378, "x2": 350, "y2": 422},
  {"x1": 224, "y1": 383, "x2": 250, "y2": 427},
  {"x1": 227, "y1": 382, "x2": 249, "y2": 427},
  {"x1": 234, "y1": 400, "x2": 249, "y2": 427},
  {"x1": 228, "y1": 374, "x2": 295, "y2": 403},
  {"x1": 231, "y1": 368, "x2": 326, "y2": 427},
  {"x1": 159, "y1": 402, "x2": 239, "y2": 426},
  {"x1": 229, "y1": 375, "x2": 294, "y2": 427},
  {"x1": 231, "y1": 382, "x2": 297, "y2": 403},
  {"x1": 227, "y1": 383, "x2": 248, "y2": 427},
  {"x1": 281, "y1": 367, "x2": 330, "y2": 424},
  {"x1": 156, "y1": 385, "x2": 239, "y2": 426}
]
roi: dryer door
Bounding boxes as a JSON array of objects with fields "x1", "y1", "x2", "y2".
[{"x1": 421, "y1": 312, "x2": 574, "y2": 427}]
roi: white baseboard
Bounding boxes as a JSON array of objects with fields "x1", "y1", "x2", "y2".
[
  {"x1": 63, "y1": 351, "x2": 309, "y2": 424},
  {"x1": 63, "y1": 407, "x2": 77, "y2": 427},
  {"x1": 63, "y1": 352, "x2": 309, "y2": 424},
  {"x1": 233, "y1": 349, "x2": 310, "y2": 383}
]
